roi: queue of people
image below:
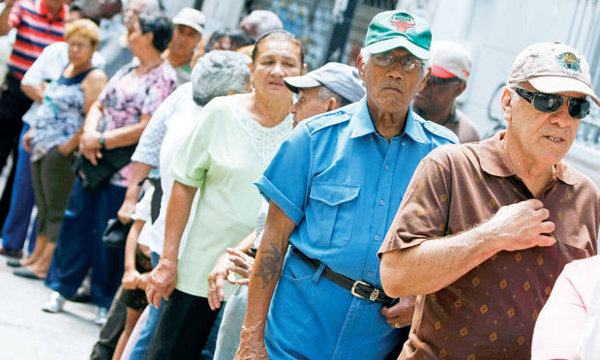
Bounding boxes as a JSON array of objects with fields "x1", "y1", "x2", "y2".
[{"x1": 0, "y1": 2, "x2": 599, "y2": 360}]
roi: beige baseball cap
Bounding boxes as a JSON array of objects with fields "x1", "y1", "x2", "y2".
[
  {"x1": 430, "y1": 40, "x2": 472, "y2": 81},
  {"x1": 508, "y1": 42, "x2": 600, "y2": 106}
]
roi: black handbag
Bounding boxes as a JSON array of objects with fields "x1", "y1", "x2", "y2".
[
  {"x1": 72, "y1": 144, "x2": 137, "y2": 193},
  {"x1": 102, "y1": 218, "x2": 133, "y2": 248}
]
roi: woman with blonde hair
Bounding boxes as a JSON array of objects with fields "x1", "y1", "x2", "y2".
[{"x1": 13, "y1": 18, "x2": 107, "y2": 280}]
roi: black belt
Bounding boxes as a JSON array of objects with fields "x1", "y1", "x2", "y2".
[{"x1": 293, "y1": 248, "x2": 394, "y2": 304}]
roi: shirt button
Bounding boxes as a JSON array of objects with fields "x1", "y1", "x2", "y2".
[
  {"x1": 374, "y1": 235, "x2": 380, "y2": 241},
  {"x1": 367, "y1": 272, "x2": 373, "y2": 278},
  {"x1": 379, "y1": 199, "x2": 385, "y2": 206},
  {"x1": 384, "y1": 164, "x2": 390, "y2": 171},
  {"x1": 401, "y1": 140, "x2": 406, "y2": 146}
]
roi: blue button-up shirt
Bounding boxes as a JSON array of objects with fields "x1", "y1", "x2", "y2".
[{"x1": 255, "y1": 97, "x2": 457, "y2": 359}]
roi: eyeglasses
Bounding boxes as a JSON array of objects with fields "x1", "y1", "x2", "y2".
[
  {"x1": 427, "y1": 76, "x2": 463, "y2": 86},
  {"x1": 68, "y1": 41, "x2": 92, "y2": 50},
  {"x1": 513, "y1": 87, "x2": 590, "y2": 119},
  {"x1": 371, "y1": 52, "x2": 424, "y2": 73}
]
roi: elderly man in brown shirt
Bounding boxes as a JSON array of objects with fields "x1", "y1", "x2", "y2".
[{"x1": 379, "y1": 42, "x2": 600, "y2": 359}]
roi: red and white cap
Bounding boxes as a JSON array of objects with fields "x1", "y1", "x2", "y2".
[{"x1": 430, "y1": 40, "x2": 472, "y2": 82}]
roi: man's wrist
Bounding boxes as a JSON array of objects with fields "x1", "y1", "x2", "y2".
[{"x1": 158, "y1": 256, "x2": 177, "y2": 268}]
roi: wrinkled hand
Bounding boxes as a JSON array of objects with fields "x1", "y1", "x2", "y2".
[
  {"x1": 22, "y1": 128, "x2": 33, "y2": 153},
  {"x1": 226, "y1": 248, "x2": 254, "y2": 284},
  {"x1": 207, "y1": 252, "x2": 237, "y2": 310},
  {"x1": 79, "y1": 131, "x2": 102, "y2": 165},
  {"x1": 122, "y1": 268, "x2": 141, "y2": 290},
  {"x1": 484, "y1": 199, "x2": 556, "y2": 252},
  {"x1": 146, "y1": 259, "x2": 177, "y2": 307},
  {"x1": 137, "y1": 272, "x2": 150, "y2": 291},
  {"x1": 235, "y1": 326, "x2": 269, "y2": 360},
  {"x1": 381, "y1": 296, "x2": 416, "y2": 329},
  {"x1": 118, "y1": 198, "x2": 137, "y2": 225}
]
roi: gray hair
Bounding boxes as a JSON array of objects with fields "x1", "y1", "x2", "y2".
[
  {"x1": 359, "y1": 47, "x2": 431, "y2": 77},
  {"x1": 192, "y1": 50, "x2": 251, "y2": 106},
  {"x1": 316, "y1": 86, "x2": 349, "y2": 107},
  {"x1": 242, "y1": 10, "x2": 283, "y2": 39},
  {"x1": 126, "y1": 0, "x2": 161, "y2": 14}
]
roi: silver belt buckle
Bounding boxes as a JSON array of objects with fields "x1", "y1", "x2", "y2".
[{"x1": 351, "y1": 280, "x2": 369, "y2": 299}]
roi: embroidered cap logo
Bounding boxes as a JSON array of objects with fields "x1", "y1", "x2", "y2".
[
  {"x1": 390, "y1": 13, "x2": 415, "y2": 33},
  {"x1": 556, "y1": 52, "x2": 581, "y2": 72}
]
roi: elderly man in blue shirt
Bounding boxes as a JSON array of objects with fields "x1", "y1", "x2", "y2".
[{"x1": 235, "y1": 11, "x2": 458, "y2": 360}]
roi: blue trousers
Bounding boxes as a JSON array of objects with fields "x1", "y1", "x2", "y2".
[
  {"x1": 45, "y1": 179, "x2": 125, "y2": 309},
  {"x1": 1, "y1": 123, "x2": 36, "y2": 252}
]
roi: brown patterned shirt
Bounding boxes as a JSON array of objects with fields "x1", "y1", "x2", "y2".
[{"x1": 379, "y1": 132, "x2": 599, "y2": 360}]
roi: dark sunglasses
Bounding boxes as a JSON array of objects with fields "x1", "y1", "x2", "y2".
[
  {"x1": 427, "y1": 76, "x2": 463, "y2": 86},
  {"x1": 513, "y1": 87, "x2": 590, "y2": 119}
]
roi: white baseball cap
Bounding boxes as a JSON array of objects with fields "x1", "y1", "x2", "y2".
[
  {"x1": 430, "y1": 40, "x2": 472, "y2": 82},
  {"x1": 172, "y1": 8, "x2": 205, "y2": 35}
]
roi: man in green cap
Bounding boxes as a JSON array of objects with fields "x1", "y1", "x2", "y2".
[{"x1": 235, "y1": 10, "x2": 457, "y2": 360}]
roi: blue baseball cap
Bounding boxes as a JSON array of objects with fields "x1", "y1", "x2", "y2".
[{"x1": 284, "y1": 62, "x2": 366, "y2": 103}]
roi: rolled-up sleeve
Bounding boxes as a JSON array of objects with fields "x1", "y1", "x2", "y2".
[
  {"x1": 254, "y1": 124, "x2": 312, "y2": 225},
  {"x1": 8, "y1": 3, "x2": 22, "y2": 28}
]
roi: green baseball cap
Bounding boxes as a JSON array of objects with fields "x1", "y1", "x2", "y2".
[{"x1": 365, "y1": 11, "x2": 432, "y2": 60}]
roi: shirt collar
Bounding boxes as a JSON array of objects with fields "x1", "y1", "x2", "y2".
[
  {"x1": 349, "y1": 97, "x2": 427, "y2": 143},
  {"x1": 350, "y1": 97, "x2": 377, "y2": 138},
  {"x1": 479, "y1": 131, "x2": 582, "y2": 185},
  {"x1": 38, "y1": 0, "x2": 68, "y2": 20}
]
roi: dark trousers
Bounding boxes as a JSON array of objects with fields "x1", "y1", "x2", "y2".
[
  {"x1": 90, "y1": 287, "x2": 127, "y2": 360},
  {"x1": 146, "y1": 289, "x2": 220, "y2": 360},
  {"x1": 30, "y1": 146, "x2": 76, "y2": 242},
  {"x1": 45, "y1": 179, "x2": 125, "y2": 309},
  {"x1": 0, "y1": 73, "x2": 33, "y2": 227},
  {"x1": 1, "y1": 123, "x2": 37, "y2": 252}
]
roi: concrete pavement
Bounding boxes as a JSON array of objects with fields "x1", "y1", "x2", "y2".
[{"x1": 0, "y1": 257, "x2": 99, "y2": 359}]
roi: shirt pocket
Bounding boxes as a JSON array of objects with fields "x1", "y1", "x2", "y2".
[{"x1": 306, "y1": 182, "x2": 360, "y2": 248}]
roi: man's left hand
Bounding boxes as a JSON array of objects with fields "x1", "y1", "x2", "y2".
[{"x1": 381, "y1": 295, "x2": 416, "y2": 329}]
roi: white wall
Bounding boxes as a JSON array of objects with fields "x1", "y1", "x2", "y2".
[
  {"x1": 201, "y1": 0, "x2": 245, "y2": 33},
  {"x1": 426, "y1": 0, "x2": 600, "y2": 184}
]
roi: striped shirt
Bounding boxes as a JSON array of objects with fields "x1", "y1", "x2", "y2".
[{"x1": 7, "y1": 0, "x2": 67, "y2": 79}]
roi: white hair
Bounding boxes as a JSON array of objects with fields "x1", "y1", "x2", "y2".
[
  {"x1": 359, "y1": 47, "x2": 431, "y2": 77},
  {"x1": 192, "y1": 51, "x2": 251, "y2": 105},
  {"x1": 243, "y1": 10, "x2": 283, "y2": 38}
]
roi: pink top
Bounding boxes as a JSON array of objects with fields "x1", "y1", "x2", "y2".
[{"x1": 531, "y1": 256, "x2": 600, "y2": 360}]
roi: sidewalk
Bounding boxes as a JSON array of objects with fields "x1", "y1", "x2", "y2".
[{"x1": 0, "y1": 256, "x2": 99, "y2": 359}]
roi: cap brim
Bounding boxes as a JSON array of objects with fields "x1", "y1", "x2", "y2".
[
  {"x1": 172, "y1": 19, "x2": 203, "y2": 35},
  {"x1": 283, "y1": 75, "x2": 321, "y2": 93},
  {"x1": 366, "y1": 37, "x2": 430, "y2": 59},
  {"x1": 431, "y1": 64, "x2": 458, "y2": 79},
  {"x1": 529, "y1": 76, "x2": 600, "y2": 106}
]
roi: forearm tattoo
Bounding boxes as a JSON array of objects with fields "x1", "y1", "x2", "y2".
[{"x1": 255, "y1": 243, "x2": 283, "y2": 289}]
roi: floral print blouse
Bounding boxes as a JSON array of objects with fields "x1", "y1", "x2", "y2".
[{"x1": 97, "y1": 60, "x2": 177, "y2": 187}]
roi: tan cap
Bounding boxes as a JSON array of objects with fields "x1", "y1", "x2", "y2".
[
  {"x1": 508, "y1": 42, "x2": 600, "y2": 106},
  {"x1": 430, "y1": 40, "x2": 472, "y2": 81}
]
